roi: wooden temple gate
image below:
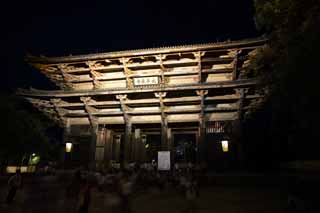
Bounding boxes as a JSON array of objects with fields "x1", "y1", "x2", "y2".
[{"x1": 19, "y1": 38, "x2": 266, "y2": 169}]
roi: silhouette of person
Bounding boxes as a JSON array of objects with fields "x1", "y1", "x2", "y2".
[{"x1": 6, "y1": 169, "x2": 23, "y2": 204}]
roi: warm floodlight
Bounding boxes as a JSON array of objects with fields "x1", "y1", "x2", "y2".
[
  {"x1": 66, "y1": 142, "x2": 73, "y2": 153},
  {"x1": 221, "y1": 140, "x2": 229, "y2": 152},
  {"x1": 32, "y1": 153, "x2": 36, "y2": 156}
]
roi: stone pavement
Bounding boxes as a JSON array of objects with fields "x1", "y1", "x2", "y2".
[{"x1": 0, "y1": 174, "x2": 287, "y2": 213}]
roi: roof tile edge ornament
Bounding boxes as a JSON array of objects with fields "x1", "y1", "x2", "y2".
[{"x1": 25, "y1": 37, "x2": 268, "y2": 64}]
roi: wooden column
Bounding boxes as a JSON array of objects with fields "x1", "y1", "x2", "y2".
[
  {"x1": 125, "y1": 122, "x2": 132, "y2": 165},
  {"x1": 130, "y1": 128, "x2": 135, "y2": 162},
  {"x1": 116, "y1": 94, "x2": 132, "y2": 169},
  {"x1": 90, "y1": 122, "x2": 99, "y2": 167},
  {"x1": 155, "y1": 92, "x2": 168, "y2": 151},
  {"x1": 195, "y1": 52, "x2": 203, "y2": 83},
  {"x1": 81, "y1": 97, "x2": 99, "y2": 167},
  {"x1": 95, "y1": 127, "x2": 106, "y2": 168},
  {"x1": 232, "y1": 50, "x2": 240, "y2": 80},
  {"x1": 235, "y1": 88, "x2": 246, "y2": 168},
  {"x1": 51, "y1": 99, "x2": 70, "y2": 166},
  {"x1": 122, "y1": 58, "x2": 133, "y2": 89},
  {"x1": 62, "y1": 118, "x2": 71, "y2": 165},
  {"x1": 141, "y1": 134, "x2": 147, "y2": 162},
  {"x1": 104, "y1": 129, "x2": 113, "y2": 166},
  {"x1": 114, "y1": 135, "x2": 121, "y2": 162},
  {"x1": 167, "y1": 128, "x2": 174, "y2": 165},
  {"x1": 134, "y1": 129, "x2": 141, "y2": 163},
  {"x1": 196, "y1": 90, "x2": 208, "y2": 163},
  {"x1": 158, "y1": 54, "x2": 166, "y2": 86}
]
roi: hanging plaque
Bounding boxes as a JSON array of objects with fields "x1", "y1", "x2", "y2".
[{"x1": 133, "y1": 76, "x2": 159, "y2": 86}]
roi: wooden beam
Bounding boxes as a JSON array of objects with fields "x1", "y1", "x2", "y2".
[
  {"x1": 63, "y1": 105, "x2": 242, "y2": 117},
  {"x1": 57, "y1": 64, "x2": 77, "y2": 89},
  {"x1": 19, "y1": 79, "x2": 258, "y2": 97},
  {"x1": 27, "y1": 94, "x2": 262, "y2": 109},
  {"x1": 81, "y1": 97, "x2": 99, "y2": 127},
  {"x1": 68, "y1": 112, "x2": 237, "y2": 125},
  {"x1": 50, "y1": 98, "x2": 69, "y2": 126}
]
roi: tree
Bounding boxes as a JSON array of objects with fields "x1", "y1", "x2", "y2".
[
  {"x1": 242, "y1": 0, "x2": 320, "y2": 168},
  {"x1": 1, "y1": 93, "x2": 60, "y2": 168}
]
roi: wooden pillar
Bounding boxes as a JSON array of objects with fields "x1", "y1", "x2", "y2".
[
  {"x1": 114, "y1": 135, "x2": 121, "y2": 162},
  {"x1": 155, "y1": 92, "x2": 168, "y2": 151},
  {"x1": 130, "y1": 128, "x2": 135, "y2": 163},
  {"x1": 232, "y1": 50, "x2": 240, "y2": 80},
  {"x1": 195, "y1": 51, "x2": 202, "y2": 83},
  {"x1": 62, "y1": 118, "x2": 71, "y2": 166},
  {"x1": 196, "y1": 90, "x2": 208, "y2": 164},
  {"x1": 104, "y1": 129, "x2": 113, "y2": 167},
  {"x1": 90, "y1": 122, "x2": 99, "y2": 167},
  {"x1": 235, "y1": 88, "x2": 246, "y2": 168},
  {"x1": 161, "y1": 118, "x2": 168, "y2": 151},
  {"x1": 51, "y1": 99, "x2": 74, "y2": 167},
  {"x1": 116, "y1": 94, "x2": 131, "y2": 170},
  {"x1": 121, "y1": 121, "x2": 132, "y2": 168},
  {"x1": 141, "y1": 134, "x2": 147, "y2": 162},
  {"x1": 94, "y1": 127, "x2": 107, "y2": 169},
  {"x1": 80, "y1": 97, "x2": 99, "y2": 167},
  {"x1": 167, "y1": 128, "x2": 174, "y2": 165},
  {"x1": 134, "y1": 129, "x2": 141, "y2": 163}
]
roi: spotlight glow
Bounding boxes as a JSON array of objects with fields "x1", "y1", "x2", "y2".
[
  {"x1": 66, "y1": 143, "x2": 73, "y2": 152},
  {"x1": 221, "y1": 140, "x2": 229, "y2": 152}
]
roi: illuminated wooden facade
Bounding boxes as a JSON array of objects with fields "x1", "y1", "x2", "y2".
[{"x1": 19, "y1": 38, "x2": 266, "y2": 168}]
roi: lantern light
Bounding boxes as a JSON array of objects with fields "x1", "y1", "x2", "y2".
[
  {"x1": 66, "y1": 142, "x2": 73, "y2": 153},
  {"x1": 221, "y1": 140, "x2": 229, "y2": 152}
]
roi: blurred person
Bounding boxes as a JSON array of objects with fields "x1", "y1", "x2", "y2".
[
  {"x1": 65, "y1": 169, "x2": 82, "y2": 213},
  {"x1": 184, "y1": 175, "x2": 199, "y2": 213},
  {"x1": 119, "y1": 173, "x2": 133, "y2": 213},
  {"x1": 6, "y1": 169, "x2": 23, "y2": 204},
  {"x1": 77, "y1": 179, "x2": 91, "y2": 213}
]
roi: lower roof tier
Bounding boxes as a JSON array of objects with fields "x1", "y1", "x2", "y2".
[{"x1": 19, "y1": 79, "x2": 264, "y2": 127}]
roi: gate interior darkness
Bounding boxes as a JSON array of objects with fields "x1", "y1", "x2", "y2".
[{"x1": 174, "y1": 133, "x2": 196, "y2": 163}]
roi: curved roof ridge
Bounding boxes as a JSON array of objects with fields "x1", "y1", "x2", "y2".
[{"x1": 26, "y1": 37, "x2": 267, "y2": 64}]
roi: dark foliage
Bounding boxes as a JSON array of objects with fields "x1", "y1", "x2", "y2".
[
  {"x1": 242, "y1": 0, "x2": 320, "y2": 168},
  {"x1": 1, "y1": 93, "x2": 61, "y2": 166}
]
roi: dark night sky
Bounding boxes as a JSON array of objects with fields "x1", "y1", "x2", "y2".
[{"x1": 1, "y1": 0, "x2": 259, "y2": 91}]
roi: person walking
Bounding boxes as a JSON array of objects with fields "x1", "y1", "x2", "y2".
[
  {"x1": 119, "y1": 173, "x2": 132, "y2": 213},
  {"x1": 184, "y1": 175, "x2": 199, "y2": 213},
  {"x1": 65, "y1": 169, "x2": 82, "y2": 213},
  {"x1": 6, "y1": 169, "x2": 23, "y2": 204},
  {"x1": 77, "y1": 179, "x2": 91, "y2": 213}
]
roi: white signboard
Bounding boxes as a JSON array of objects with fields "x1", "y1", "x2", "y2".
[
  {"x1": 133, "y1": 76, "x2": 159, "y2": 86},
  {"x1": 158, "y1": 151, "x2": 170, "y2": 171}
]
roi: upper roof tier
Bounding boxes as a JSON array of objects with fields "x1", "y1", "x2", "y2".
[
  {"x1": 26, "y1": 37, "x2": 267, "y2": 90},
  {"x1": 27, "y1": 37, "x2": 266, "y2": 63}
]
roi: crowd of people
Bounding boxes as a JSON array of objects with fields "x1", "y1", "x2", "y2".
[{"x1": 64, "y1": 163, "x2": 200, "y2": 213}]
